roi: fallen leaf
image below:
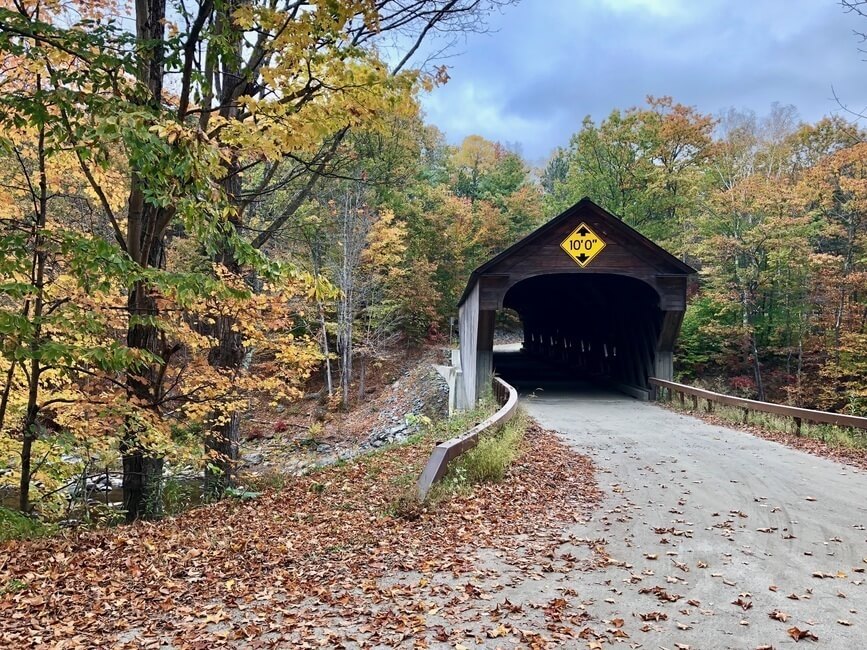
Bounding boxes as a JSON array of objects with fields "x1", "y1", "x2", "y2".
[
  {"x1": 639, "y1": 585, "x2": 681, "y2": 602},
  {"x1": 769, "y1": 610, "x2": 790, "y2": 622},
  {"x1": 732, "y1": 597, "x2": 753, "y2": 611},
  {"x1": 788, "y1": 626, "x2": 818, "y2": 642}
]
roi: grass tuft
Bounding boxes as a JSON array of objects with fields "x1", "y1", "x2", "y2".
[
  {"x1": 460, "y1": 411, "x2": 527, "y2": 484},
  {"x1": 431, "y1": 409, "x2": 528, "y2": 499}
]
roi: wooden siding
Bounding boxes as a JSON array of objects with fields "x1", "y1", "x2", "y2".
[{"x1": 457, "y1": 199, "x2": 694, "y2": 406}]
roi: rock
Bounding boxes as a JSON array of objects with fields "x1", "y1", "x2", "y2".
[
  {"x1": 244, "y1": 453, "x2": 265, "y2": 466},
  {"x1": 317, "y1": 454, "x2": 338, "y2": 467}
]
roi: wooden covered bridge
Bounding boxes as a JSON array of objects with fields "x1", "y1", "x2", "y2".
[{"x1": 456, "y1": 198, "x2": 696, "y2": 407}]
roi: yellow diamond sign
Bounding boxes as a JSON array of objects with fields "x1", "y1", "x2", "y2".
[{"x1": 561, "y1": 222, "x2": 606, "y2": 267}]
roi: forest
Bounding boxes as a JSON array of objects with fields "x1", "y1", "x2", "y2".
[{"x1": 0, "y1": 0, "x2": 865, "y2": 524}]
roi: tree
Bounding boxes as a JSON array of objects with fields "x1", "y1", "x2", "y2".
[
  {"x1": 544, "y1": 97, "x2": 715, "y2": 259},
  {"x1": 799, "y1": 143, "x2": 867, "y2": 412},
  {"x1": 0, "y1": 0, "x2": 520, "y2": 513}
]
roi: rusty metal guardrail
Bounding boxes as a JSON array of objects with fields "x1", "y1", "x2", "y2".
[
  {"x1": 650, "y1": 378, "x2": 867, "y2": 434},
  {"x1": 416, "y1": 376, "x2": 519, "y2": 501}
]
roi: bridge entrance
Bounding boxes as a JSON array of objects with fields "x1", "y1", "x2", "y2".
[{"x1": 456, "y1": 198, "x2": 695, "y2": 407}]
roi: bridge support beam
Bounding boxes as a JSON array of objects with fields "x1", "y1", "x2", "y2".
[
  {"x1": 654, "y1": 310, "x2": 684, "y2": 383},
  {"x1": 457, "y1": 284, "x2": 497, "y2": 408},
  {"x1": 476, "y1": 309, "x2": 495, "y2": 401}
]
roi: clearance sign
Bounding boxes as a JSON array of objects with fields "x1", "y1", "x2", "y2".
[{"x1": 560, "y1": 223, "x2": 605, "y2": 268}]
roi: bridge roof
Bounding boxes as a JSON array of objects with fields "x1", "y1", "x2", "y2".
[{"x1": 457, "y1": 197, "x2": 697, "y2": 307}]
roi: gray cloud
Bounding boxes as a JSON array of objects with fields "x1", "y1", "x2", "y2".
[{"x1": 419, "y1": 0, "x2": 867, "y2": 163}]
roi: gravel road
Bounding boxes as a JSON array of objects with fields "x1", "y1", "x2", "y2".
[{"x1": 522, "y1": 385, "x2": 867, "y2": 649}]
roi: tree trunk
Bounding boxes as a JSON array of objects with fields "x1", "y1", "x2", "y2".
[
  {"x1": 200, "y1": 1, "x2": 250, "y2": 499},
  {"x1": 123, "y1": 223, "x2": 167, "y2": 521},
  {"x1": 320, "y1": 304, "x2": 333, "y2": 398},
  {"x1": 121, "y1": 0, "x2": 169, "y2": 522},
  {"x1": 339, "y1": 320, "x2": 353, "y2": 409},
  {"x1": 19, "y1": 110, "x2": 48, "y2": 513},
  {"x1": 751, "y1": 334, "x2": 765, "y2": 402},
  {"x1": 122, "y1": 452, "x2": 164, "y2": 519},
  {"x1": 338, "y1": 281, "x2": 354, "y2": 409},
  {"x1": 204, "y1": 302, "x2": 245, "y2": 498}
]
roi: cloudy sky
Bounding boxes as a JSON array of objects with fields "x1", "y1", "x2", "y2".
[{"x1": 418, "y1": 0, "x2": 867, "y2": 163}]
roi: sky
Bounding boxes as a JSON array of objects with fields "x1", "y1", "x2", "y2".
[{"x1": 418, "y1": 0, "x2": 867, "y2": 164}]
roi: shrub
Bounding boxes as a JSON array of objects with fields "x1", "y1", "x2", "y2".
[{"x1": 0, "y1": 507, "x2": 55, "y2": 543}]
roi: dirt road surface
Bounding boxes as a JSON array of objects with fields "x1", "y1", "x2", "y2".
[{"x1": 521, "y1": 385, "x2": 867, "y2": 648}]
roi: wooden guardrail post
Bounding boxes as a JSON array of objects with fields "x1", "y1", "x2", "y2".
[{"x1": 416, "y1": 376, "x2": 519, "y2": 502}]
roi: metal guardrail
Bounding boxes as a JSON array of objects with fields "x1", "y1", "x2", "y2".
[
  {"x1": 416, "y1": 376, "x2": 519, "y2": 501},
  {"x1": 650, "y1": 378, "x2": 867, "y2": 434}
]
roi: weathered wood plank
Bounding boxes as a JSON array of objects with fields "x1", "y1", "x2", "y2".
[{"x1": 650, "y1": 378, "x2": 867, "y2": 431}]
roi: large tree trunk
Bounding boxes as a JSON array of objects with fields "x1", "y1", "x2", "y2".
[
  {"x1": 123, "y1": 215, "x2": 168, "y2": 521},
  {"x1": 202, "y1": 2, "x2": 248, "y2": 497},
  {"x1": 121, "y1": 0, "x2": 169, "y2": 522}
]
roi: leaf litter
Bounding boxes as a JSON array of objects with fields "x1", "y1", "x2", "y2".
[{"x1": 0, "y1": 425, "x2": 606, "y2": 648}]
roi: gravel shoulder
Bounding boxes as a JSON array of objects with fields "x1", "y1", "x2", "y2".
[{"x1": 523, "y1": 386, "x2": 867, "y2": 648}]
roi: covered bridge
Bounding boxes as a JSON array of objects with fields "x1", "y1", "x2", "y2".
[{"x1": 456, "y1": 198, "x2": 696, "y2": 407}]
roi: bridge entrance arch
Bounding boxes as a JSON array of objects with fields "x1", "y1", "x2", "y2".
[{"x1": 457, "y1": 198, "x2": 696, "y2": 407}]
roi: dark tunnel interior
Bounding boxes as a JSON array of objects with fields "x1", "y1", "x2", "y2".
[{"x1": 493, "y1": 273, "x2": 663, "y2": 391}]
